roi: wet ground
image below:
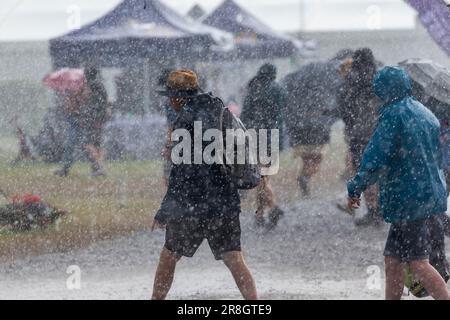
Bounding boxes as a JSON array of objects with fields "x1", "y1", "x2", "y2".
[{"x1": 2, "y1": 193, "x2": 433, "y2": 300}]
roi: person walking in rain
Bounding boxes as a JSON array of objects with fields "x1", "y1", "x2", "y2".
[
  {"x1": 240, "y1": 63, "x2": 287, "y2": 230},
  {"x1": 151, "y1": 70, "x2": 257, "y2": 300},
  {"x1": 347, "y1": 66, "x2": 450, "y2": 300},
  {"x1": 54, "y1": 66, "x2": 108, "y2": 177},
  {"x1": 338, "y1": 48, "x2": 382, "y2": 226},
  {"x1": 283, "y1": 51, "x2": 350, "y2": 197}
]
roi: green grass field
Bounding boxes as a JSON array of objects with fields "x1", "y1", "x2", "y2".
[
  {"x1": 0, "y1": 158, "x2": 165, "y2": 260},
  {"x1": 0, "y1": 125, "x2": 347, "y2": 261}
]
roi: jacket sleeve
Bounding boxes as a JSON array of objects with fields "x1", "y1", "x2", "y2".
[
  {"x1": 347, "y1": 109, "x2": 401, "y2": 198},
  {"x1": 240, "y1": 90, "x2": 252, "y2": 127}
]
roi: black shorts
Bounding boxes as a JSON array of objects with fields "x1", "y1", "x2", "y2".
[
  {"x1": 164, "y1": 212, "x2": 241, "y2": 260},
  {"x1": 384, "y1": 218, "x2": 433, "y2": 262}
]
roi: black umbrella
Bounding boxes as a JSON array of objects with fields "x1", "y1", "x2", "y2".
[
  {"x1": 282, "y1": 60, "x2": 345, "y2": 147},
  {"x1": 282, "y1": 61, "x2": 343, "y2": 117},
  {"x1": 399, "y1": 59, "x2": 450, "y2": 119}
]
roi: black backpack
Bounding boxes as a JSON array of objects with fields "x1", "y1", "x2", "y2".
[
  {"x1": 217, "y1": 97, "x2": 261, "y2": 189},
  {"x1": 190, "y1": 93, "x2": 261, "y2": 189}
]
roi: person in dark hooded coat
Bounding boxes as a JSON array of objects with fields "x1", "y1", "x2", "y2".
[
  {"x1": 54, "y1": 66, "x2": 108, "y2": 177},
  {"x1": 158, "y1": 68, "x2": 178, "y2": 187},
  {"x1": 241, "y1": 63, "x2": 286, "y2": 136},
  {"x1": 151, "y1": 70, "x2": 257, "y2": 300},
  {"x1": 240, "y1": 63, "x2": 287, "y2": 230},
  {"x1": 337, "y1": 48, "x2": 382, "y2": 226}
]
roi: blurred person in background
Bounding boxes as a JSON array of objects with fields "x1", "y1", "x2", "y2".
[
  {"x1": 54, "y1": 66, "x2": 108, "y2": 177},
  {"x1": 283, "y1": 50, "x2": 351, "y2": 197},
  {"x1": 338, "y1": 48, "x2": 383, "y2": 227},
  {"x1": 240, "y1": 63, "x2": 287, "y2": 231}
]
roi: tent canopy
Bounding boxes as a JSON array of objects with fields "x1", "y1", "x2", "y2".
[
  {"x1": 202, "y1": 0, "x2": 309, "y2": 59},
  {"x1": 186, "y1": 4, "x2": 206, "y2": 21},
  {"x1": 50, "y1": 0, "x2": 233, "y2": 68}
]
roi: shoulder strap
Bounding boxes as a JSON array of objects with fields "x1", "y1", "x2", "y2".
[
  {"x1": 208, "y1": 95, "x2": 226, "y2": 132},
  {"x1": 219, "y1": 106, "x2": 225, "y2": 132}
]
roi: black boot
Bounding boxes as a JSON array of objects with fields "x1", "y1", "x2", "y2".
[{"x1": 297, "y1": 175, "x2": 310, "y2": 197}]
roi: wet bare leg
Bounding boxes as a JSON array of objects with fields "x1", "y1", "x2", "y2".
[
  {"x1": 152, "y1": 247, "x2": 181, "y2": 300},
  {"x1": 255, "y1": 176, "x2": 275, "y2": 221},
  {"x1": 222, "y1": 251, "x2": 258, "y2": 300},
  {"x1": 385, "y1": 256, "x2": 404, "y2": 300},
  {"x1": 257, "y1": 177, "x2": 275, "y2": 209},
  {"x1": 299, "y1": 153, "x2": 322, "y2": 196}
]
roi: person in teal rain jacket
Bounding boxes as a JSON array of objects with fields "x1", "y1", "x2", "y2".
[{"x1": 347, "y1": 66, "x2": 450, "y2": 300}]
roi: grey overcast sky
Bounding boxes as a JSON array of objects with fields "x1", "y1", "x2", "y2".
[{"x1": 0, "y1": 0, "x2": 417, "y2": 41}]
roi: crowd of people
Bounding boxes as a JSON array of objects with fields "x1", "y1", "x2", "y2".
[
  {"x1": 152, "y1": 48, "x2": 450, "y2": 300},
  {"x1": 14, "y1": 47, "x2": 450, "y2": 300}
]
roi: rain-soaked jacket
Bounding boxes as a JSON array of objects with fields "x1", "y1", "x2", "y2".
[
  {"x1": 337, "y1": 67, "x2": 380, "y2": 147},
  {"x1": 347, "y1": 67, "x2": 447, "y2": 223},
  {"x1": 240, "y1": 66, "x2": 287, "y2": 156},
  {"x1": 240, "y1": 72, "x2": 287, "y2": 133},
  {"x1": 155, "y1": 94, "x2": 240, "y2": 225},
  {"x1": 337, "y1": 48, "x2": 381, "y2": 151}
]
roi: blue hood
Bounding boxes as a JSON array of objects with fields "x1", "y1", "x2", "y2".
[
  {"x1": 373, "y1": 66, "x2": 412, "y2": 103},
  {"x1": 349, "y1": 65, "x2": 447, "y2": 222}
]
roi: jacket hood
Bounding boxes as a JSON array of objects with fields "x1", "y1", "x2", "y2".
[
  {"x1": 373, "y1": 66, "x2": 412, "y2": 103},
  {"x1": 257, "y1": 63, "x2": 277, "y2": 82}
]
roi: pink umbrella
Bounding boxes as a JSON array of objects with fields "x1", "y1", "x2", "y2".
[{"x1": 42, "y1": 68, "x2": 86, "y2": 92}]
